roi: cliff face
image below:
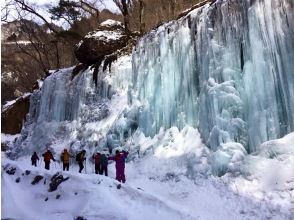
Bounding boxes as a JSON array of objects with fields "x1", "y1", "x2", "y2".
[{"x1": 1, "y1": 94, "x2": 30, "y2": 135}]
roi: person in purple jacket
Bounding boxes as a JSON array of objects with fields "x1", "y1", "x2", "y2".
[{"x1": 108, "y1": 150, "x2": 129, "y2": 183}]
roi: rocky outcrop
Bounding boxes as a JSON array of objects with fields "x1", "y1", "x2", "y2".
[
  {"x1": 74, "y1": 20, "x2": 129, "y2": 65},
  {"x1": 1, "y1": 94, "x2": 30, "y2": 135},
  {"x1": 49, "y1": 172, "x2": 69, "y2": 192},
  {"x1": 31, "y1": 175, "x2": 44, "y2": 185}
]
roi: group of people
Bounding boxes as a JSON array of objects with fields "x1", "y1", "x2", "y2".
[{"x1": 30, "y1": 149, "x2": 129, "y2": 183}]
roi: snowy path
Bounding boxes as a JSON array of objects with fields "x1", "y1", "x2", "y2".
[
  {"x1": 2, "y1": 157, "x2": 194, "y2": 220},
  {"x1": 2, "y1": 156, "x2": 292, "y2": 220}
]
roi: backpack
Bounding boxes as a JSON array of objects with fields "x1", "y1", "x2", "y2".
[
  {"x1": 76, "y1": 152, "x2": 81, "y2": 162},
  {"x1": 100, "y1": 154, "x2": 108, "y2": 166}
]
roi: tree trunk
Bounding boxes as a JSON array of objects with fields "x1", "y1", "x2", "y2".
[
  {"x1": 121, "y1": 0, "x2": 130, "y2": 35},
  {"x1": 139, "y1": 0, "x2": 145, "y2": 34}
]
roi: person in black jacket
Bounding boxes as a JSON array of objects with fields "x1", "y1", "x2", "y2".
[
  {"x1": 99, "y1": 153, "x2": 108, "y2": 176},
  {"x1": 76, "y1": 150, "x2": 86, "y2": 173},
  {"x1": 31, "y1": 152, "x2": 39, "y2": 167}
]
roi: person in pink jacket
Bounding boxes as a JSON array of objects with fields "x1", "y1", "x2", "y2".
[{"x1": 108, "y1": 150, "x2": 129, "y2": 183}]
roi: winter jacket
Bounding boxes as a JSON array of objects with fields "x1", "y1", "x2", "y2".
[
  {"x1": 61, "y1": 151, "x2": 71, "y2": 163},
  {"x1": 100, "y1": 154, "x2": 108, "y2": 166},
  {"x1": 93, "y1": 154, "x2": 100, "y2": 164},
  {"x1": 77, "y1": 152, "x2": 86, "y2": 162},
  {"x1": 31, "y1": 153, "x2": 39, "y2": 162},
  {"x1": 108, "y1": 151, "x2": 128, "y2": 170},
  {"x1": 42, "y1": 151, "x2": 54, "y2": 162}
]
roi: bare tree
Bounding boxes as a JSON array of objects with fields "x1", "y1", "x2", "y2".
[
  {"x1": 2, "y1": 0, "x2": 14, "y2": 22},
  {"x1": 79, "y1": 0, "x2": 100, "y2": 21},
  {"x1": 113, "y1": 0, "x2": 131, "y2": 34},
  {"x1": 12, "y1": 0, "x2": 60, "y2": 33},
  {"x1": 138, "y1": 0, "x2": 145, "y2": 34}
]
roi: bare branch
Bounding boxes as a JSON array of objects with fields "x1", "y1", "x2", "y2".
[
  {"x1": 79, "y1": 0, "x2": 100, "y2": 19},
  {"x1": 1, "y1": 0, "x2": 16, "y2": 22},
  {"x1": 13, "y1": 0, "x2": 59, "y2": 33}
]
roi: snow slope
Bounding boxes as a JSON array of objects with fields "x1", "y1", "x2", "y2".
[
  {"x1": 2, "y1": 156, "x2": 194, "y2": 220},
  {"x1": 2, "y1": 129, "x2": 294, "y2": 220},
  {"x1": 2, "y1": 141, "x2": 294, "y2": 220}
]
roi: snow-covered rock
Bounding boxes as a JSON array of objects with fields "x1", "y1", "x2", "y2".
[
  {"x1": 100, "y1": 19, "x2": 124, "y2": 28},
  {"x1": 74, "y1": 20, "x2": 128, "y2": 64}
]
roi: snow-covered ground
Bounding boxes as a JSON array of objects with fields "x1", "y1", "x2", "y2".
[{"x1": 2, "y1": 130, "x2": 294, "y2": 220}]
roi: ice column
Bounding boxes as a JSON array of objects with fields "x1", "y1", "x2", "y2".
[{"x1": 131, "y1": 0, "x2": 294, "y2": 152}]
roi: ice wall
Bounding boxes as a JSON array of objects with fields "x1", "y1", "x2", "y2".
[
  {"x1": 14, "y1": 56, "x2": 132, "y2": 155},
  {"x1": 131, "y1": 0, "x2": 294, "y2": 152}
]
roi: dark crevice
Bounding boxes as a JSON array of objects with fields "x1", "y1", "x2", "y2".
[
  {"x1": 71, "y1": 63, "x2": 89, "y2": 80},
  {"x1": 103, "y1": 54, "x2": 118, "y2": 72},
  {"x1": 240, "y1": 42, "x2": 244, "y2": 71},
  {"x1": 93, "y1": 58, "x2": 103, "y2": 86}
]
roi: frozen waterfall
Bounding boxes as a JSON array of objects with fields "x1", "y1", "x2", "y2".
[
  {"x1": 15, "y1": 56, "x2": 132, "y2": 155},
  {"x1": 14, "y1": 0, "x2": 293, "y2": 158},
  {"x1": 131, "y1": 0, "x2": 294, "y2": 152}
]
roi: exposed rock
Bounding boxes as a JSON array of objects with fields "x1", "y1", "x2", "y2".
[
  {"x1": 72, "y1": 19, "x2": 139, "y2": 85},
  {"x1": 32, "y1": 81, "x2": 40, "y2": 91},
  {"x1": 25, "y1": 170, "x2": 31, "y2": 175},
  {"x1": 56, "y1": 194, "x2": 61, "y2": 199},
  {"x1": 49, "y1": 172, "x2": 69, "y2": 192},
  {"x1": 75, "y1": 216, "x2": 87, "y2": 220},
  {"x1": 1, "y1": 94, "x2": 30, "y2": 135},
  {"x1": 44, "y1": 197, "x2": 48, "y2": 201},
  {"x1": 103, "y1": 54, "x2": 117, "y2": 72},
  {"x1": 74, "y1": 20, "x2": 129, "y2": 65},
  {"x1": 1, "y1": 142, "x2": 8, "y2": 151},
  {"x1": 31, "y1": 175, "x2": 44, "y2": 185},
  {"x1": 71, "y1": 63, "x2": 89, "y2": 80},
  {"x1": 15, "y1": 177, "x2": 21, "y2": 183},
  {"x1": 6, "y1": 167, "x2": 16, "y2": 175}
]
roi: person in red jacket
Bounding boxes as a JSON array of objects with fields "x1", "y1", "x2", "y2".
[
  {"x1": 42, "y1": 149, "x2": 55, "y2": 170},
  {"x1": 108, "y1": 150, "x2": 129, "y2": 183},
  {"x1": 92, "y1": 152, "x2": 101, "y2": 174}
]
